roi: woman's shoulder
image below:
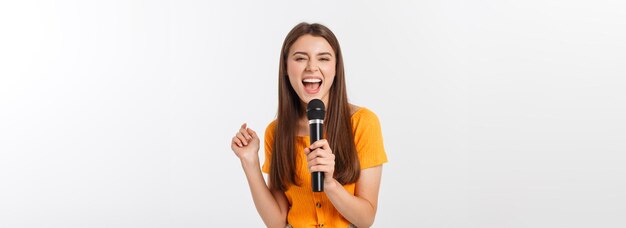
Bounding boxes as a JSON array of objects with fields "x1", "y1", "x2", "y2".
[
  {"x1": 349, "y1": 104, "x2": 361, "y2": 116},
  {"x1": 349, "y1": 104, "x2": 382, "y2": 136},
  {"x1": 264, "y1": 119, "x2": 278, "y2": 137},
  {"x1": 267, "y1": 119, "x2": 278, "y2": 128},
  {"x1": 349, "y1": 104, "x2": 378, "y2": 121},
  {"x1": 349, "y1": 104, "x2": 388, "y2": 169}
]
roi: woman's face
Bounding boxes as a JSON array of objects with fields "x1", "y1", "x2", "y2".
[{"x1": 286, "y1": 34, "x2": 336, "y2": 106}]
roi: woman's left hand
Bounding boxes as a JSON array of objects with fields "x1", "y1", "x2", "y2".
[{"x1": 304, "y1": 139, "x2": 335, "y2": 183}]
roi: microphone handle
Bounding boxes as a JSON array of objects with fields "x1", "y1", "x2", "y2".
[{"x1": 310, "y1": 121, "x2": 324, "y2": 192}]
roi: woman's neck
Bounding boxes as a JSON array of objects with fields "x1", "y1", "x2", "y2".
[{"x1": 296, "y1": 115, "x2": 310, "y2": 137}]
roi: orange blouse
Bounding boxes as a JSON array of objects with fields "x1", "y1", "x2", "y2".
[{"x1": 262, "y1": 107, "x2": 388, "y2": 227}]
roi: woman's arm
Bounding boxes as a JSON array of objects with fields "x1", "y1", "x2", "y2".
[
  {"x1": 240, "y1": 159, "x2": 290, "y2": 228},
  {"x1": 324, "y1": 166, "x2": 383, "y2": 228},
  {"x1": 232, "y1": 123, "x2": 289, "y2": 228}
]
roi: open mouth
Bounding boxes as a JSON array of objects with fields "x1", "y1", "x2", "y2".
[{"x1": 302, "y1": 78, "x2": 322, "y2": 94}]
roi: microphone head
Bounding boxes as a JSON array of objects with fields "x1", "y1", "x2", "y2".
[{"x1": 307, "y1": 99, "x2": 325, "y2": 120}]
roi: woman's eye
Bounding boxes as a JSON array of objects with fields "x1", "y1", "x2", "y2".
[
  {"x1": 320, "y1": 58, "x2": 330, "y2": 61},
  {"x1": 296, "y1": 58, "x2": 306, "y2": 61}
]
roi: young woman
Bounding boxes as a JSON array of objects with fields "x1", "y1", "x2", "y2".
[{"x1": 230, "y1": 22, "x2": 388, "y2": 228}]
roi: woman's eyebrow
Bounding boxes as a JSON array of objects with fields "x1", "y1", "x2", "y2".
[
  {"x1": 317, "y1": 52, "x2": 333, "y2": 56},
  {"x1": 292, "y1": 51, "x2": 333, "y2": 56}
]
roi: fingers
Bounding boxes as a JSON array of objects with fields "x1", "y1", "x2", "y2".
[
  {"x1": 307, "y1": 148, "x2": 335, "y2": 163},
  {"x1": 309, "y1": 164, "x2": 334, "y2": 173},
  {"x1": 308, "y1": 154, "x2": 335, "y2": 173},
  {"x1": 306, "y1": 139, "x2": 332, "y2": 161},
  {"x1": 232, "y1": 136, "x2": 243, "y2": 147},
  {"x1": 246, "y1": 128, "x2": 257, "y2": 139},
  {"x1": 239, "y1": 124, "x2": 252, "y2": 140},
  {"x1": 303, "y1": 140, "x2": 335, "y2": 174},
  {"x1": 309, "y1": 139, "x2": 330, "y2": 151},
  {"x1": 236, "y1": 132, "x2": 248, "y2": 146},
  {"x1": 305, "y1": 146, "x2": 335, "y2": 173},
  {"x1": 233, "y1": 123, "x2": 255, "y2": 147}
]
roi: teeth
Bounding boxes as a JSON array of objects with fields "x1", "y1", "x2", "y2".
[{"x1": 303, "y1": 78, "x2": 322, "y2": 83}]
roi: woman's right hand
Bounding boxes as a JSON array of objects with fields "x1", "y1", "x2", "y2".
[{"x1": 231, "y1": 123, "x2": 260, "y2": 165}]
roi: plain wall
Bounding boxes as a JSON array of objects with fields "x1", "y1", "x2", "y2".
[{"x1": 1, "y1": 0, "x2": 625, "y2": 227}]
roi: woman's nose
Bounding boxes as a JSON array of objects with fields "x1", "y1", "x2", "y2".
[{"x1": 305, "y1": 62, "x2": 319, "y2": 72}]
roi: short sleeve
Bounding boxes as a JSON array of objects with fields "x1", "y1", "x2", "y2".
[
  {"x1": 352, "y1": 108, "x2": 388, "y2": 169},
  {"x1": 261, "y1": 120, "x2": 277, "y2": 174}
]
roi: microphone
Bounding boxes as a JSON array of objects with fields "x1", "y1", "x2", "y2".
[{"x1": 307, "y1": 99, "x2": 325, "y2": 192}]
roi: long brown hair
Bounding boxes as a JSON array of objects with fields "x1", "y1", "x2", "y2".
[{"x1": 270, "y1": 22, "x2": 360, "y2": 191}]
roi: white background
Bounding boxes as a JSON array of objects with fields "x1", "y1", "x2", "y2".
[{"x1": 1, "y1": 0, "x2": 625, "y2": 227}]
